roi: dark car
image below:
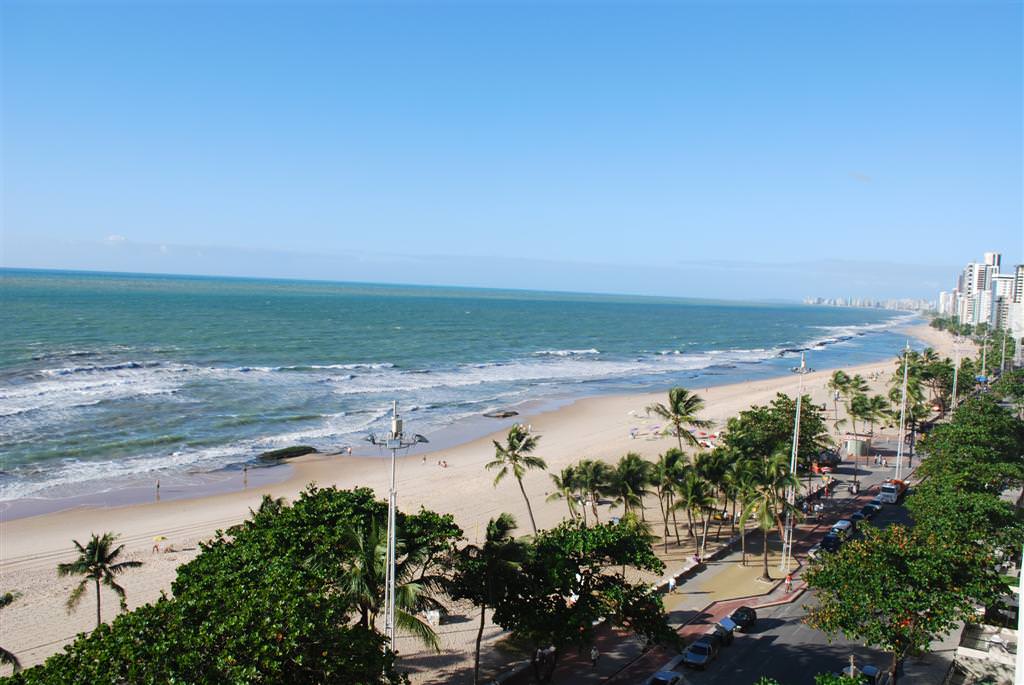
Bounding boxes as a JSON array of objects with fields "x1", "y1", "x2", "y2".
[
  {"x1": 644, "y1": 671, "x2": 686, "y2": 685},
  {"x1": 681, "y1": 636, "x2": 720, "y2": 670},
  {"x1": 729, "y1": 605, "x2": 757, "y2": 631},
  {"x1": 850, "y1": 511, "x2": 866, "y2": 524},
  {"x1": 707, "y1": 623, "x2": 733, "y2": 646},
  {"x1": 820, "y1": 533, "x2": 843, "y2": 553},
  {"x1": 869, "y1": 497, "x2": 885, "y2": 508},
  {"x1": 860, "y1": 503, "x2": 880, "y2": 520}
]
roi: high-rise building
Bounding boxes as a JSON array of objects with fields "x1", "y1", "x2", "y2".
[{"x1": 991, "y1": 274, "x2": 1016, "y2": 330}]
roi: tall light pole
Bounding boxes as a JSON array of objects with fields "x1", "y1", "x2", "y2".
[
  {"x1": 951, "y1": 340, "x2": 960, "y2": 413},
  {"x1": 780, "y1": 353, "x2": 809, "y2": 573},
  {"x1": 366, "y1": 401, "x2": 428, "y2": 651},
  {"x1": 894, "y1": 342, "x2": 910, "y2": 482},
  {"x1": 1000, "y1": 330, "x2": 1007, "y2": 375}
]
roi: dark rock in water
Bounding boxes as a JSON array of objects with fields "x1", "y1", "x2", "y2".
[
  {"x1": 483, "y1": 410, "x2": 519, "y2": 419},
  {"x1": 259, "y1": 445, "x2": 318, "y2": 462}
]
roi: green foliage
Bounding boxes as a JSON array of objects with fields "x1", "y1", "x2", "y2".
[
  {"x1": 814, "y1": 674, "x2": 862, "y2": 685},
  {"x1": 491, "y1": 519, "x2": 672, "y2": 683},
  {"x1": 723, "y1": 393, "x2": 831, "y2": 468},
  {"x1": 805, "y1": 525, "x2": 1001, "y2": 680},
  {"x1": 0, "y1": 592, "x2": 21, "y2": 673},
  {"x1": 8, "y1": 487, "x2": 463, "y2": 684},
  {"x1": 918, "y1": 395, "x2": 1024, "y2": 488}
]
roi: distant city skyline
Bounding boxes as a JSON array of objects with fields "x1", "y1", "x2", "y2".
[{"x1": 2, "y1": 1, "x2": 1021, "y2": 299}]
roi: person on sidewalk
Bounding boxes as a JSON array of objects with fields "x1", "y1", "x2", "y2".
[
  {"x1": 590, "y1": 646, "x2": 599, "y2": 667},
  {"x1": 785, "y1": 572, "x2": 793, "y2": 593}
]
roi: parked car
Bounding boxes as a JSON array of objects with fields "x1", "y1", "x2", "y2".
[
  {"x1": 808, "y1": 543, "x2": 823, "y2": 560},
  {"x1": 830, "y1": 519, "x2": 856, "y2": 539},
  {"x1": 860, "y1": 503, "x2": 881, "y2": 519},
  {"x1": 717, "y1": 615, "x2": 738, "y2": 641},
  {"x1": 836, "y1": 662, "x2": 886, "y2": 684},
  {"x1": 681, "y1": 636, "x2": 720, "y2": 670},
  {"x1": 729, "y1": 605, "x2": 757, "y2": 631},
  {"x1": 869, "y1": 497, "x2": 885, "y2": 508},
  {"x1": 820, "y1": 533, "x2": 843, "y2": 553},
  {"x1": 644, "y1": 670, "x2": 687, "y2": 685},
  {"x1": 708, "y1": 623, "x2": 733, "y2": 646},
  {"x1": 850, "y1": 511, "x2": 866, "y2": 524}
]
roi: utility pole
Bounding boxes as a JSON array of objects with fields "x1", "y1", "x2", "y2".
[
  {"x1": 366, "y1": 401, "x2": 428, "y2": 652},
  {"x1": 780, "y1": 353, "x2": 808, "y2": 573},
  {"x1": 951, "y1": 340, "x2": 960, "y2": 413},
  {"x1": 1000, "y1": 330, "x2": 1007, "y2": 375},
  {"x1": 895, "y1": 342, "x2": 910, "y2": 482}
]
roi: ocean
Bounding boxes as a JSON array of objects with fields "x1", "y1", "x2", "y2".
[{"x1": 0, "y1": 269, "x2": 918, "y2": 505}]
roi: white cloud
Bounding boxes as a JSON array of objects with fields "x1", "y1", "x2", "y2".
[{"x1": 105, "y1": 234, "x2": 127, "y2": 244}]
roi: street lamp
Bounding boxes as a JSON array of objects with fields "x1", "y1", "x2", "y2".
[
  {"x1": 365, "y1": 401, "x2": 428, "y2": 651},
  {"x1": 894, "y1": 342, "x2": 910, "y2": 482},
  {"x1": 780, "y1": 353, "x2": 809, "y2": 573}
]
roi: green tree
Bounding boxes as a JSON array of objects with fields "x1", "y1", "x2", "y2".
[
  {"x1": 452, "y1": 513, "x2": 526, "y2": 685},
  {"x1": 546, "y1": 466, "x2": 581, "y2": 521},
  {"x1": 573, "y1": 459, "x2": 614, "y2": 523},
  {"x1": 608, "y1": 452, "x2": 652, "y2": 520},
  {"x1": 56, "y1": 533, "x2": 142, "y2": 629},
  {"x1": 0, "y1": 591, "x2": 21, "y2": 673},
  {"x1": 675, "y1": 469, "x2": 715, "y2": 557},
  {"x1": 491, "y1": 519, "x2": 673, "y2": 683},
  {"x1": 646, "y1": 387, "x2": 712, "y2": 453},
  {"x1": 723, "y1": 393, "x2": 832, "y2": 474},
  {"x1": 827, "y1": 370, "x2": 851, "y2": 438},
  {"x1": 487, "y1": 425, "x2": 548, "y2": 535},
  {"x1": 739, "y1": 451, "x2": 799, "y2": 580},
  {"x1": 805, "y1": 525, "x2": 1002, "y2": 685},
  {"x1": 651, "y1": 449, "x2": 685, "y2": 549}
]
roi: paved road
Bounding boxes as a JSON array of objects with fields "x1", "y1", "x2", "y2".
[{"x1": 671, "y1": 503, "x2": 912, "y2": 685}]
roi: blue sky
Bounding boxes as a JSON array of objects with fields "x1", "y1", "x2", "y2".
[{"x1": 2, "y1": 1, "x2": 1021, "y2": 300}]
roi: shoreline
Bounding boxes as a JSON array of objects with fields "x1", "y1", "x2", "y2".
[
  {"x1": 1, "y1": 317, "x2": 925, "y2": 521},
  {"x1": 0, "y1": 323, "x2": 971, "y2": 671}
]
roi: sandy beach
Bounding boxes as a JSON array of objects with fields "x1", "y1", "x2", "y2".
[{"x1": 0, "y1": 323, "x2": 969, "y2": 674}]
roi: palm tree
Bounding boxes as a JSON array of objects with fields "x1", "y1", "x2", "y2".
[
  {"x1": 338, "y1": 514, "x2": 448, "y2": 651},
  {"x1": 846, "y1": 393, "x2": 871, "y2": 436},
  {"x1": 546, "y1": 466, "x2": 580, "y2": 521},
  {"x1": 675, "y1": 470, "x2": 715, "y2": 558},
  {"x1": 456, "y1": 513, "x2": 525, "y2": 685},
  {"x1": 739, "y1": 452, "x2": 800, "y2": 581},
  {"x1": 487, "y1": 425, "x2": 548, "y2": 535},
  {"x1": 826, "y1": 370, "x2": 850, "y2": 437},
  {"x1": 56, "y1": 532, "x2": 142, "y2": 629},
  {"x1": 650, "y1": 451, "x2": 678, "y2": 551},
  {"x1": 574, "y1": 459, "x2": 614, "y2": 523},
  {"x1": 0, "y1": 591, "x2": 20, "y2": 672},
  {"x1": 864, "y1": 395, "x2": 889, "y2": 441},
  {"x1": 694, "y1": 450, "x2": 729, "y2": 540},
  {"x1": 646, "y1": 387, "x2": 713, "y2": 453},
  {"x1": 609, "y1": 453, "x2": 652, "y2": 519}
]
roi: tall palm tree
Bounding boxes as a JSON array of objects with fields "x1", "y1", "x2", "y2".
[
  {"x1": 56, "y1": 532, "x2": 142, "y2": 629},
  {"x1": 650, "y1": 450, "x2": 677, "y2": 551},
  {"x1": 338, "y1": 515, "x2": 448, "y2": 651},
  {"x1": 574, "y1": 459, "x2": 614, "y2": 524},
  {"x1": 739, "y1": 452, "x2": 800, "y2": 581},
  {"x1": 609, "y1": 453, "x2": 652, "y2": 520},
  {"x1": 0, "y1": 591, "x2": 20, "y2": 673},
  {"x1": 546, "y1": 466, "x2": 580, "y2": 521},
  {"x1": 457, "y1": 513, "x2": 525, "y2": 685},
  {"x1": 865, "y1": 395, "x2": 889, "y2": 441},
  {"x1": 487, "y1": 425, "x2": 547, "y2": 535},
  {"x1": 646, "y1": 387, "x2": 713, "y2": 453},
  {"x1": 826, "y1": 370, "x2": 850, "y2": 437},
  {"x1": 694, "y1": 450, "x2": 729, "y2": 541},
  {"x1": 675, "y1": 470, "x2": 715, "y2": 558}
]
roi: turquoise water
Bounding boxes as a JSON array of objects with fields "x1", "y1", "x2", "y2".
[{"x1": 0, "y1": 269, "x2": 913, "y2": 501}]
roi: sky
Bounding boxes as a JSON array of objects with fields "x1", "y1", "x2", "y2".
[{"x1": 2, "y1": 0, "x2": 1021, "y2": 300}]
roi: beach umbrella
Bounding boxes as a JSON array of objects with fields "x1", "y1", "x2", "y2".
[{"x1": 153, "y1": 535, "x2": 167, "y2": 542}]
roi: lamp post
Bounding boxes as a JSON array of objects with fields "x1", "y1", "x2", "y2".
[
  {"x1": 951, "y1": 339, "x2": 960, "y2": 412},
  {"x1": 894, "y1": 342, "x2": 910, "y2": 482},
  {"x1": 365, "y1": 401, "x2": 428, "y2": 651},
  {"x1": 780, "y1": 353, "x2": 809, "y2": 573}
]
